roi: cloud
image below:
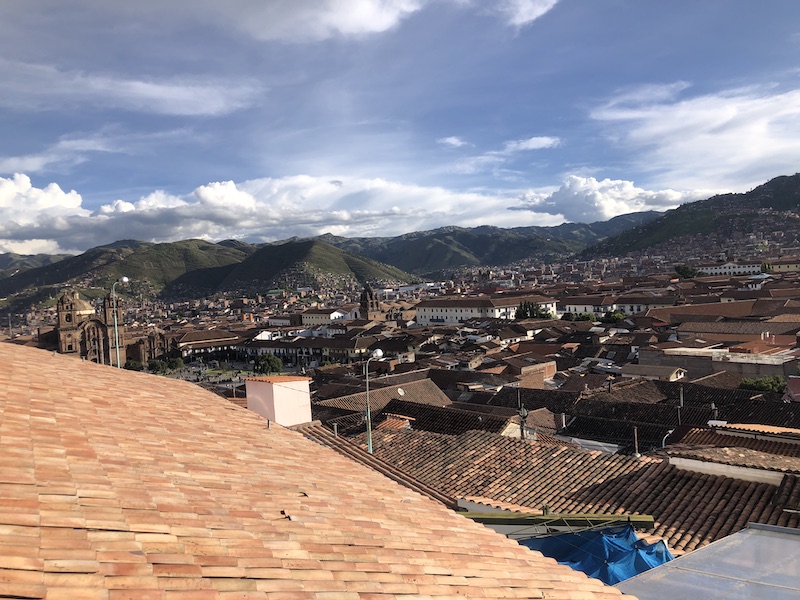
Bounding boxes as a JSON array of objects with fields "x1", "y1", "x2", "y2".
[
  {"x1": 0, "y1": 129, "x2": 191, "y2": 176},
  {"x1": 0, "y1": 59, "x2": 262, "y2": 116},
  {"x1": 0, "y1": 173, "x2": 89, "y2": 254},
  {"x1": 0, "y1": 172, "x2": 725, "y2": 254},
  {"x1": 2, "y1": 0, "x2": 555, "y2": 55},
  {"x1": 592, "y1": 83, "x2": 800, "y2": 189},
  {"x1": 437, "y1": 136, "x2": 469, "y2": 148},
  {"x1": 0, "y1": 173, "x2": 565, "y2": 254},
  {"x1": 511, "y1": 175, "x2": 716, "y2": 222},
  {"x1": 502, "y1": 136, "x2": 560, "y2": 152},
  {"x1": 33, "y1": 0, "x2": 428, "y2": 44},
  {"x1": 222, "y1": 0, "x2": 426, "y2": 42},
  {"x1": 0, "y1": 134, "x2": 119, "y2": 175},
  {"x1": 451, "y1": 134, "x2": 561, "y2": 174},
  {"x1": 494, "y1": 0, "x2": 560, "y2": 27}
]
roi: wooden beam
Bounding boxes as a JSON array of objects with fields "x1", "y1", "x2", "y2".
[{"x1": 461, "y1": 512, "x2": 655, "y2": 529}]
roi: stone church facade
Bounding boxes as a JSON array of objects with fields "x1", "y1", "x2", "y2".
[
  {"x1": 55, "y1": 291, "x2": 127, "y2": 366},
  {"x1": 359, "y1": 285, "x2": 383, "y2": 321}
]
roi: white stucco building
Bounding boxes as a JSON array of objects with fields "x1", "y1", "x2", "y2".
[{"x1": 415, "y1": 294, "x2": 556, "y2": 326}]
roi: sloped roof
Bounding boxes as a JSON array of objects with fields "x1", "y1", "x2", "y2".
[
  {"x1": 367, "y1": 429, "x2": 800, "y2": 554},
  {"x1": 313, "y1": 378, "x2": 451, "y2": 414},
  {"x1": 690, "y1": 370, "x2": 744, "y2": 388},
  {"x1": 376, "y1": 398, "x2": 512, "y2": 435},
  {"x1": 0, "y1": 342, "x2": 631, "y2": 599},
  {"x1": 677, "y1": 321, "x2": 800, "y2": 336},
  {"x1": 662, "y1": 445, "x2": 800, "y2": 474},
  {"x1": 294, "y1": 422, "x2": 458, "y2": 509},
  {"x1": 647, "y1": 300, "x2": 757, "y2": 323}
]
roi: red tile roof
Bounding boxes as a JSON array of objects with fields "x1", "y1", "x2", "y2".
[
  {"x1": 366, "y1": 429, "x2": 800, "y2": 553},
  {"x1": 0, "y1": 342, "x2": 630, "y2": 598}
]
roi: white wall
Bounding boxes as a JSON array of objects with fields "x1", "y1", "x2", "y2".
[{"x1": 246, "y1": 377, "x2": 312, "y2": 427}]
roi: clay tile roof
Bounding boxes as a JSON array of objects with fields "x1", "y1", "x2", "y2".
[
  {"x1": 367, "y1": 428, "x2": 800, "y2": 554},
  {"x1": 717, "y1": 423, "x2": 800, "y2": 437},
  {"x1": 377, "y1": 398, "x2": 513, "y2": 435},
  {"x1": 294, "y1": 422, "x2": 458, "y2": 509},
  {"x1": 664, "y1": 445, "x2": 800, "y2": 474},
  {"x1": 314, "y1": 378, "x2": 451, "y2": 414},
  {"x1": 0, "y1": 342, "x2": 631, "y2": 599}
]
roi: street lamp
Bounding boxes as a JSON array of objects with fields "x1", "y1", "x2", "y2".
[
  {"x1": 112, "y1": 276, "x2": 129, "y2": 368},
  {"x1": 365, "y1": 348, "x2": 384, "y2": 454}
]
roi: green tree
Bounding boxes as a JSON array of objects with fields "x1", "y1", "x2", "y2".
[
  {"x1": 124, "y1": 360, "x2": 144, "y2": 371},
  {"x1": 740, "y1": 376, "x2": 786, "y2": 394},
  {"x1": 148, "y1": 360, "x2": 168, "y2": 374},
  {"x1": 575, "y1": 312, "x2": 594, "y2": 321},
  {"x1": 167, "y1": 357, "x2": 184, "y2": 371},
  {"x1": 255, "y1": 354, "x2": 283, "y2": 374},
  {"x1": 515, "y1": 301, "x2": 552, "y2": 320},
  {"x1": 601, "y1": 310, "x2": 626, "y2": 324},
  {"x1": 673, "y1": 264, "x2": 706, "y2": 279}
]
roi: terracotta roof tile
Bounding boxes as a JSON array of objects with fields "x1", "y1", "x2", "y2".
[
  {"x1": 367, "y1": 428, "x2": 800, "y2": 553},
  {"x1": 0, "y1": 342, "x2": 630, "y2": 599}
]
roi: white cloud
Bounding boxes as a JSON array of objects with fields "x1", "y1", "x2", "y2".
[
  {"x1": 0, "y1": 173, "x2": 86, "y2": 222},
  {"x1": 502, "y1": 136, "x2": 560, "y2": 152},
  {"x1": 437, "y1": 136, "x2": 468, "y2": 147},
  {"x1": 225, "y1": 0, "x2": 426, "y2": 42},
  {"x1": 494, "y1": 0, "x2": 559, "y2": 27},
  {"x1": 592, "y1": 83, "x2": 800, "y2": 189},
  {"x1": 0, "y1": 172, "x2": 727, "y2": 255},
  {"x1": 0, "y1": 129, "x2": 192, "y2": 177},
  {"x1": 0, "y1": 238, "x2": 69, "y2": 255},
  {"x1": 0, "y1": 59, "x2": 262, "y2": 116},
  {"x1": 450, "y1": 134, "x2": 561, "y2": 174},
  {"x1": 0, "y1": 173, "x2": 90, "y2": 253},
  {"x1": 513, "y1": 175, "x2": 716, "y2": 222},
  {"x1": 0, "y1": 173, "x2": 565, "y2": 253},
  {"x1": 43, "y1": 0, "x2": 427, "y2": 44},
  {"x1": 0, "y1": 133, "x2": 119, "y2": 175}
]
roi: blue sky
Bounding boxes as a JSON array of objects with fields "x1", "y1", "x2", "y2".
[{"x1": 1, "y1": 0, "x2": 800, "y2": 254}]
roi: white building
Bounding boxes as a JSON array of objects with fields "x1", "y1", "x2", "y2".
[
  {"x1": 300, "y1": 304, "x2": 359, "y2": 326},
  {"x1": 694, "y1": 261, "x2": 763, "y2": 276},
  {"x1": 415, "y1": 294, "x2": 556, "y2": 326}
]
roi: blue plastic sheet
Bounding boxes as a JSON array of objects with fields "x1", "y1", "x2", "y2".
[{"x1": 519, "y1": 524, "x2": 673, "y2": 585}]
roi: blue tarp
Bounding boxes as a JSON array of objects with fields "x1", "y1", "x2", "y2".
[{"x1": 519, "y1": 524, "x2": 673, "y2": 585}]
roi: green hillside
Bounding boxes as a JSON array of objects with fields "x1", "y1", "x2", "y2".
[
  {"x1": 317, "y1": 211, "x2": 662, "y2": 275},
  {"x1": 0, "y1": 239, "x2": 252, "y2": 299},
  {"x1": 219, "y1": 239, "x2": 415, "y2": 290},
  {"x1": 583, "y1": 173, "x2": 800, "y2": 257},
  {"x1": 0, "y1": 252, "x2": 70, "y2": 279}
]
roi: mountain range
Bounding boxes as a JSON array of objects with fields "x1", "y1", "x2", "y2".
[{"x1": 1, "y1": 172, "x2": 799, "y2": 312}]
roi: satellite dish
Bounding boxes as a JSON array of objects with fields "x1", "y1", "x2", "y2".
[{"x1": 397, "y1": 388, "x2": 405, "y2": 396}]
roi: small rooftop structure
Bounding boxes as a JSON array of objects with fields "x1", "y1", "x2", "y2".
[{"x1": 245, "y1": 374, "x2": 312, "y2": 426}]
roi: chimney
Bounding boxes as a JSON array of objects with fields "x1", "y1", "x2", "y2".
[
  {"x1": 559, "y1": 413, "x2": 567, "y2": 430},
  {"x1": 245, "y1": 375, "x2": 312, "y2": 427}
]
